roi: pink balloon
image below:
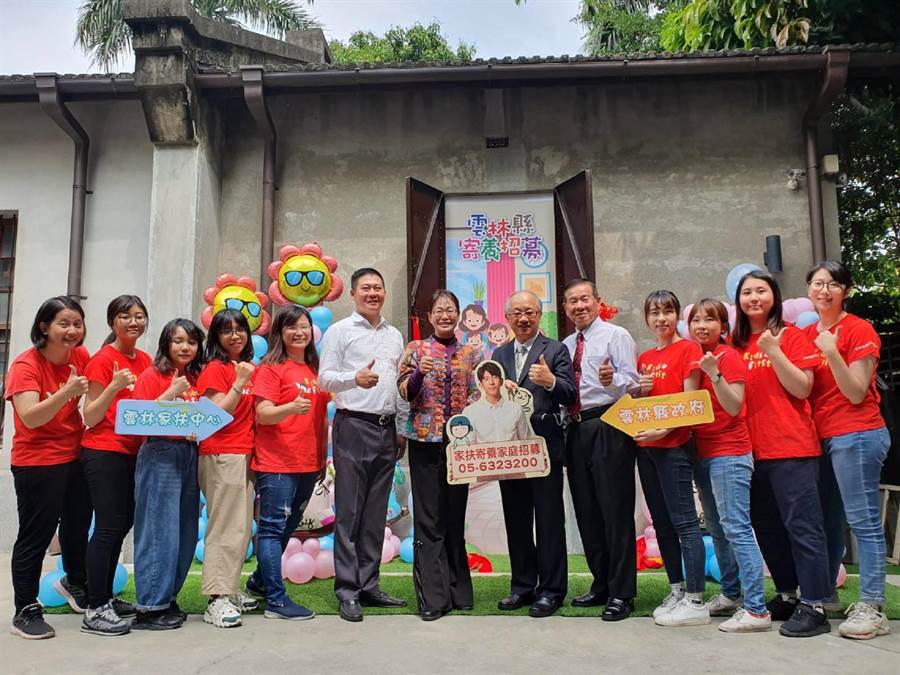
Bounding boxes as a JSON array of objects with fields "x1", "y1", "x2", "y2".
[
  {"x1": 644, "y1": 526, "x2": 656, "y2": 540},
  {"x1": 836, "y1": 563, "x2": 847, "y2": 588},
  {"x1": 763, "y1": 564, "x2": 771, "y2": 577},
  {"x1": 645, "y1": 540, "x2": 661, "y2": 558},
  {"x1": 796, "y1": 298, "x2": 814, "y2": 314},
  {"x1": 726, "y1": 304, "x2": 737, "y2": 331},
  {"x1": 285, "y1": 552, "x2": 316, "y2": 584},
  {"x1": 384, "y1": 526, "x2": 393, "y2": 542},
  {"x1": 314, "y1": 550, "x2": 335, "y2": 579},
  {"x1": 390, "y1": 535, "x2": 402, "y2": 555},
  {"x1": 328, "y1": 489, "x2": 335, "y2": 506},
  {"x1": 284, "y1": 538, "x2": 302, "y2": 557},
  {"x1": 381, "y1": 539, "x2": 395, "y2": 564},
  {"x1": 301, "y1": 538, "x2": 320, "y2": 558},
  {"x1": 313, "y1": 325, "x2": 322, "y2": 343},
  {"x1": 682, "y1": 304, "x2": 694, "y2": 323},
  {"x1": 281, "y1": 553, "x2": 291, "y2": 579}
]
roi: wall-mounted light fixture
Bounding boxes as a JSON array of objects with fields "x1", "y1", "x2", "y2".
[{"x1": 764, "y1": 235, "x2": 783, "y2": 273}]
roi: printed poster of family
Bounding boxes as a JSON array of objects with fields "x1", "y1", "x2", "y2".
[{"x1": 445, "y1": 193, "x2": 558, "y2": 358}]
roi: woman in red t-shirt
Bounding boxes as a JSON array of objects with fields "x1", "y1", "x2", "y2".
[
  {"x1": 688, "y1": 299, "x2": 769, "y2": 633},
  {"x1": 733, "y1": 270, "x2": 830, "y2": 638},
  {"x1": 634, "y1": 290, "x2": 706, "y2": 626},
  {"x1": 80, "y1": 295, "x2": 151, "y2": 635},
  {"x1": 245, "y1": 305, "x2": 328, "y2": 621},
  {"x1": 196, "y1": 309, "x2": 257, "y2": 628},
  {"x1": 804, "y1": 260, "x2": 890, "y2": 639},
  {"x1": 130, "y1": 319, "x2": 204, "y2": 631},
  {"x1": 6, "y1": 297, "x2": 92, "y2": 640}
]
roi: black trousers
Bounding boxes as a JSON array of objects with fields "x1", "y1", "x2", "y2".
[
  {"x1": 498, "y1": 460, "x2": 568, "y2": 601},
  {"x1": 566, "y1": 413, "x2": 636, "y2": 600},
  {"x1": 751, "y1": 457, "x2": 831, "y2": 603},
  {"x1": 408, "y1": 439, "x2": 472, "y2": 612},
  {"x1": 82, "y1": 448, "x2": 136, "y2": 608},
  {"x1": 332, "y1": 411, "x2": 397, "y2": 601},
  {"x1": 11, "y1": 460, "x2": 92, "y2": 613}
]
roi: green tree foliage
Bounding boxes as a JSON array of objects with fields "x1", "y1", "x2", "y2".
[
  {"x1": 329, "y1": 22, "x2": 476, "y2": 64},
  {"x1": 76, "y1": 0, "x2": 319, "y2": 70},
  {"x1": 576, "y1": 0, "x2": 664, "y2": 54}
]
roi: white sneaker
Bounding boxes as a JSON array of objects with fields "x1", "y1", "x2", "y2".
[
  {"x1": 718, "y1": 607, "x2": 772, "y2": 633},
  {"x1": 652, "y1": 589, "x2": 684, "y2": 619},
  {"x1": 204, "y1": 596, "x2": 242, "y2": 628},
  {"x1": 231, "y1": 591, "x2": 259, "y2": 613},
  {"x1": 706, "y1": 593, "x2": 743, "y2": 617},
  {"x1": 838, "y1": 602, "x2": 890, "y2": 640},
  {"x1": 654, "y1": 597, "x2": 711, "y2": 627}
]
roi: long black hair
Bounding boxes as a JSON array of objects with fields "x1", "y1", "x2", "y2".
[
  {"x1": 205, "y1": 309, "x2": 254, "y2": 364},
  {"x1": 30, "y1": 296, "x2": 85, "y2": 349},
  {"x1": 153, "y1": 318, "x2": 206, "y2": 378},
  {"x1": 103, "y1": 294, "x2": 148, "y2": 346},
  {"x1": 262, "y1": 305, "x2": 319, "y2": 372},
  {"x1": 732, "y1": 270, "x2": 784, "y2": 349}
]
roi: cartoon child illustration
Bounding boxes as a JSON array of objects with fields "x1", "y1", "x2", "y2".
[
  {"x1": 459, "y1": 303, "x2": 489, "y2": 336},
  {"x1": 447, "y1": 415, "x2": 474, "y2": 447},
  {"x1": 487, "y1": 323, "x2": 511, "y2": 352}
]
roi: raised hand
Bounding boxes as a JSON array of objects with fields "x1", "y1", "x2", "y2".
[
  {"x1": 292, "y1": 392, "x2": 312, "y2": 415},
  {"x1": 757, "y1": 328, "x2": 784, "y2": 357},
  {"x1": 699, "y1": 351, "x2": 724, "y2": 378},
  {"x1": 638, "y1": 364, "x2": 653, "y2": 396},
  {"x1": 110, "y1": 361, "x2": 136, "y2": 392},
  {"x1": 355, "y1": 359, "x2": 380, "y2": 389},
  {"x1": 528, "y1": 354, "x2": 555, "y2": 388},
  {"x1": 234, "y1": 360, "x2": 255, "y2": 385},
  {"x1": 166, "y1": 373, "x2": 191, "y2": 399},
  {"x1": 814, "y1": 326, "x2": 841, "y2": 356},
  {"x1": 418, "y1": 354, "x2": 435, "y2": 375},
  {"x1": 62, "y1": 364, "x2": 89, "y2": 399},
  {"x1": 598, "y1": 357, "x2": 614, "y2": 387}
]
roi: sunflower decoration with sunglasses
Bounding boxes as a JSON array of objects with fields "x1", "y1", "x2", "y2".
[
  {"x1": 201, "y1": 273, "x2": 273, "y2": 335},
  {"x1": 267, "y1": 242, "x2": 344, "y2": 308}
]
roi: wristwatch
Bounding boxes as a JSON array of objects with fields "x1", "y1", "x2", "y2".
[{"x1": 713, "y1": 372, "x2": 723, "y2": 383}]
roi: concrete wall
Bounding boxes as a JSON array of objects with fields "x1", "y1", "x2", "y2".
[{"x1": 218, "y1": 76, "x2": 835, "y2": 352}]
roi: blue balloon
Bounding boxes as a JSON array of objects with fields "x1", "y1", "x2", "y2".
[
  {"x1": 707, "y1": 553, "x2": 722, "y2": 582},
  {"x1": 89, "y1": 514, "x2": 95, "y2": 538},
  {"x1": 195, "y1": 539, "x2": 205, "y2": 562},
  {"x1": 725, "y1": 263, "x2": 763, "y2": 300},
  {"x1": 796, "y1": 311, "x2": 819, "y2": 329},
  {"x1": 703, "y1": 535, "x2": 715, "y2": 562},
  {"x1": 201, "y1": 505, "x2": 208, "y2": 520},
  {"x1": 310, "y1": 306, "x2": 333, "y2": 332},
  {"x1": 113, "y1": 564, "x2": 128, "y2": 595},
  {"x1": 200, "y1": 491, "x2": 207, "y2": 506},
  {"x1": 251, "y1": 519, "x2": 258, "y2": 537},
  {"x1": 251, "y1": 335, "x2": 268, "y2": 365},
  {"x1": 399, "y1": 537, "x2": 415, "y2": 563},
  {"x1": 245, "y1": 540, "x2": 254, "y2": 561},
  {"x1": 327, "y1": 401, "x2": 336, "y2": 422},
  {"x1": 319, "y1": 535, "x2": 334, "y2": 551},
  {"x1": 38, "y1": 571, "x2": 67, "y2": 608},
  {"x1": 676, "y1": 320, "x2": 688, "y2": 338},
  {"x1": 56, "y1": 556, "x2": 66, "y2": 573},
  {"x1": 198, "y1": 517, "x2": 207, "y2": 540}
]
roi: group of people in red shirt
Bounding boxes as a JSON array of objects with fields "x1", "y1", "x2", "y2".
[{"x1": 4, "y1": 259, "x2": 891, "y2": 643}]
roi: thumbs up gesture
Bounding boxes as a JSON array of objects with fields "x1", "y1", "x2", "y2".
[
  {"x1": 598, "y1": 357, "x2": 615, "y2": 387},
  {"x1": 699, "y1": 351, "x2": 724, "y2": 378},
  {"x1": 234, "y1": 360, "x2": 255, "y2": 386},
  {"x1": 355, "y1": 359, "x2": 380, "y2": 389},
  {"x1": 814, "y1": 325, "x2": 841, "y2": 356},
  {"x1": 418, "y1": 354, "x2": 435, "y2": 375},
  {"x1": 110, "y1": 361, "x2": 136, "y2": 392},
  {"x1": 638, "y1": 364, "x2": 654, "y2": 396},
  {"x1": 528, "y1": 354, "x2": 555, "y2": 388},
  {"x1": 165, "y1": 372, "x2": 191, "y2": 399},
  {"x1": 62, "y1": 364, "x2": 89, "y2": 400},
  {"x1": 757, "y1": 328, "x2": 784, "y2": 357},
  {"x1": 292, "y1": 389, "x2": 312, "y2": 415}
]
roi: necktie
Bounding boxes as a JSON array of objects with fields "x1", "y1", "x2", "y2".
[
  {"x1": 515, "y1": 344, "x2": 528, "y2": 379},
  {"x1": 569, "y1": 332, "x2": 584, "y2": 417}
]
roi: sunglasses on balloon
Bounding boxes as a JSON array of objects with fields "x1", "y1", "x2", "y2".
[
  {"x1": 224, "y1": 298, "x2": 261, "y2": 317},
  {"x1": 284, "y1": 270, "x2": 326, "y2": 287}
]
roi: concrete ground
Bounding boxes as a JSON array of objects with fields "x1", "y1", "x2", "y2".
[{"x1": 2, "y1": 556, "x2": 899, "y2": 674}]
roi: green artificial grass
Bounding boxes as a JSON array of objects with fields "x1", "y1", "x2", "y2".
[{"x1": 47, "y1": 554, "x2": 900, "y2": 619}]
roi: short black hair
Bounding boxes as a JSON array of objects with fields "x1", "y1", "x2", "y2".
[
  {"x1": 205, "y1": 309, "x2": 254, "y2": 364},
  {"x1": 563, "y1": 278, "x2": 598, "y2": 299},
  {"x1": 477, "y1": 361, "x2": 503, "y2": 381},
  {"x1": 643, "y1": 290, "x2": 681, "y2": 320},
  {"x1": 103, "y1": 294, "x2": 148, "y2": 346},
  {"x1": 428, "y1": 289, "x2": 460, "y2": 313},
  {"x1": 351, "y1": 267, "x2": 385, "y2": 290},
  {"x1": 806, "y1": 260, "x2": 853, "y2": 288},
  {"x1": 30, "y1": 296, "x2": 86, "y2": 349}
]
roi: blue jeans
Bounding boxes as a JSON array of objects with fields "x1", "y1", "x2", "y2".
[
  {"x1": 695, "y1": 453, "x2": 767, "y2": 614},
  {"x1": 133, "y1": 439, "x2": 199, "y2": 611},
  {"x1": 821, "y1": 426, "x2": 891, "y2": 605},
  {"x1": 250, "y1": 472, "x2": 318, "y2": 606},
  {"x1": 637, "y1": 444, "x2": 706, "y2": 593}
]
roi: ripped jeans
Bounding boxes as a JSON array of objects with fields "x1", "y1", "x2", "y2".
[{"x1": 250, "y1": 471, "x2": 319, "y2": 606}]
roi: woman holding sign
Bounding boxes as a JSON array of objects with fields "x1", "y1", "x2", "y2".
[
  {"x1": 688, "y1": 299, "x2": 769, "y2": 633},
  {"x1": 634, "y1": 290, "x2": 707, "y2": 627},
  {"x1": 7, "y1": 297, "x2": 91, "y2": 640},
  {"x1": 803, "y1": 261, "x2": 890, "y2": 640},
  {"x1": 131, "y1": 318, "x2": 204, "y2": 631},
  {"x1": 398, "y1": 290, "x2": 481, "y2": 621},
  {"x1": 80, "y1": 295, "x2": 151, "y2": 636},
  {"x1": 245, "y1": 305, "x2": 329, "y2": 621},
  {"x1": 732, "y1": 270, "x2": 831, "y2": 638},
  {"x1": 196, "y1": 309, "x2": 258, "y2": 628}
]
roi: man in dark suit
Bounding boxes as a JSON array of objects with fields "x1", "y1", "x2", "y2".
[{"x1": 492, "y1": 290, "x2": 577, "y2": 618}]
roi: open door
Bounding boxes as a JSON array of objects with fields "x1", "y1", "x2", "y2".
[
  {"x1": 406, "y1": 178, "x2": 446, "y2": 339},
  {"x1": 553, "y1": 170, "x2": 595, "y2": 336}
]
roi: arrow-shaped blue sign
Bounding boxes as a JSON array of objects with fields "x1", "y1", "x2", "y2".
[{"x1": 115, "y1": 397, "x2": 234, "y2": 442}]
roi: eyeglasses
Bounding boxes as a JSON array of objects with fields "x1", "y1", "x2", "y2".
[
  {"x1": 224, "y1": 298, "x2": 261, "y2": 317},
  {"x1": 116, "y1": 314, "x2": 147, "y2": 324},
  {"x1": 508, "y1": 309, "x2": 539, "y2": 319},
  {"x1": 284, "y1": 270, "x2": 326, "y2": 287},
  {"x1": 430, "y1": 308, "x2": 458, "y2": 317},
  {"x1": 808, "y1": 281, "x2": 844, "y2": 292},
  {"x1": 218, "y1": 328, "x2": 248, "y2": 337}
]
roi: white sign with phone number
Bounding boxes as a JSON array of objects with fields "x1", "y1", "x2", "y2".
[{"x1": 446, "y1": 439, "x2": 550, "y2": 485}]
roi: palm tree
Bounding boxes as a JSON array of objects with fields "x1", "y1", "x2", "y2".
[{"x1": 76, "y1": 0, "x2": 320, "y2": 71}]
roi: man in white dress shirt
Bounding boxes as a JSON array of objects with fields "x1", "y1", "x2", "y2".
[
  {"x1": 465, "y1": 361, "x2": 530, "y2": 443},
  {"x1": 318, "y1": 268, "x2": 408, "y2": 622},
  {"x1": 562, "y1": 278, "x2": 641, "y2": 621}
]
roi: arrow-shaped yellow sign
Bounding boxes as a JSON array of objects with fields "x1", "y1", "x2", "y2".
[{"x1": 600, "y1": 390, "x2": 715, "y2": 437}]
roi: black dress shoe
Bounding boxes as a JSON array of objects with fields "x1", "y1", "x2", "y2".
[
  {"x1": 131, "y1": 609, "x2": 183, "y2": 631},
  {"x1": 601, "y1": 598, "x2": 634, "y2": 622},
  {"x1": 571, "y1": 591, "x2": 608, "y2": 608},
  {"x1": 497, "y1": 593, "x2": 536, "y2": 611},
  {"x1": 360, "y1": 590, "x2": 407, "y2": 608},
  {"x1": 420, "y1": 608, "x2": 446, "y2": 621},
  {"x1": 529, "y1": 596, "x2": 562, "y2": 618},
  {"x1": 453, "y1": 604, "x2": 474, "y2": 611},
  {"x1": 339, "y1": 599, "x2": 363, "y2": 622}
]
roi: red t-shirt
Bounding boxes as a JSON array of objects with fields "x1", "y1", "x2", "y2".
[
  {"x1": 197, "y1": 360, "x2": 255, "y2": 455},
  {"x1": 737, "y1": 326, "x2": 820, "y2": 461},
  {"x1": 252, "y1": 360, "x2": 328, "y2": 473},
  {"x1": 5, "y1": 346, "x2": 90, "y2": 466},
  {"x1": 132, "y1": 366, "x2": 201, "y2": 441},
  {"x1": 804, "y1": 313, "x2": 884, "y2": 439},
  {"x1": 636, "y1": 339, "x2": 702, "y2": 448},
  {"x1": 82, "y1": 344, "x2": 153, "y2": 455},
  {"x1": 692, "y1": 344, "x2": 752, "y2": 459}
]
